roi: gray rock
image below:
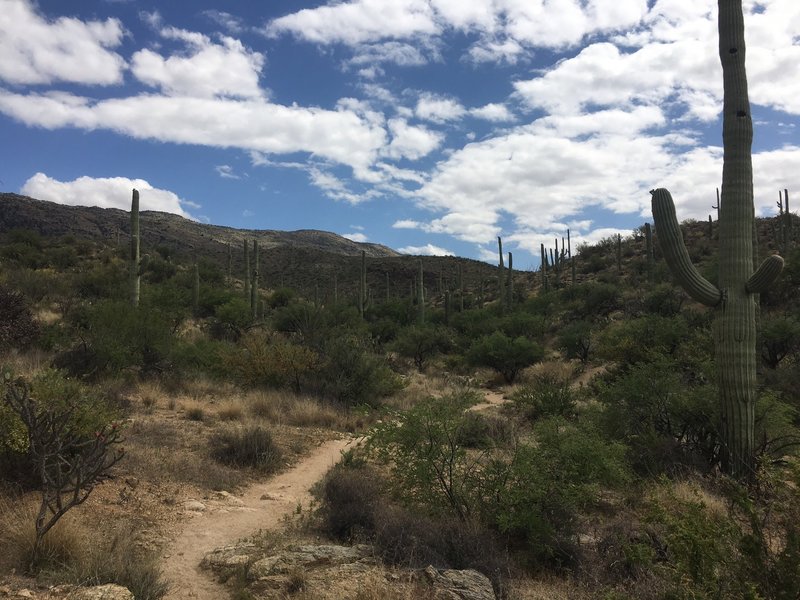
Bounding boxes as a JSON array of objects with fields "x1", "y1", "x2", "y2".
[
  {"x1": 420, "y1": 566, "x2": 495, "y2": 600},
  {"x1": 68, "y1": 584, "x2": 134, "y2": 600},
  {"x1": 201, "y1": 542, "x2": 260, "y2": 573},
  {"x1": 249, "y1": 544, "x2": 373, "y2": 580}
]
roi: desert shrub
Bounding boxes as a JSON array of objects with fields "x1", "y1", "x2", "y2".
[
  {"x1": 0, "y1": 285, "x2": 40, "y2": 352},
  {"x1": 169, "y1": 338, "x2": 230, "y2": 379},
  {"x1": 212, "y1": 297, "x2": 252, "y2": 341},
  {"x1": 595, "y1": 315, "x2": 691, "y2": 365},
  {"x1": 367, "y1": 392, "x2": 486, "y2": 521},
  {"x1": 498, "y1": 311, "x2": 547, "y2": 339},
  {"x1": 490, "y1": 417, "x2": 630, "y2": 568},
  {"x1": 0, "y1": 369, "x2": 119, "y2": 485},
  {"x1": 372, "y1": 505, "x2": 511, "y2": 597},
  {"x1": 210, "y1": 424, "x2": 282, "y2": 473},
  {"x1": 760, "y1": 314, "x2": 800, "y2": 369},
  {"x1": 315, "y1": 334, "x2": 401, "y2": 406},
  {"x1": 642, "y1": 283, "x2": 685, "y2": 317},
  {"x1": 223, "y1": 332, "x2": 318, "y2": 391},
  {"x1": 455, "y1": 411, "x2": 515, "y2": 450},
  {"x1": 596, "y1": 358, "x2": 719, "y2": 474},
  {"x1": 449, "y1": 308, "x2": 502, "y2": 340},
  {"x1": 511, "y1": 368, "x2": 576, "y2": 421},
  {"x1": 318, "y1": 462, "x2": 383, "y2": 542},
  {"x1": 56, "y1": 300, "x2": 173, "y2": 377},
  {"x1": 557, "y1": 320, "x2": 593, "y2": 362},
  {"x1": 568, "y1": 281, "x2": 622, "y2": 319},
  {"x1": 391, "y1": 324, "x2": 452, "y2": 372},
  {"x1": 466, "y1": 331, "x2": 544, "y2": 383},
  {"x1": 66, "y1": 526, "x2": 169, "y2": 600}
]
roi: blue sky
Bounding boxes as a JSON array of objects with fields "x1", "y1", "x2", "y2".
[{"x1": 0, "y1": 0, "x2": 798, "y2": 268}]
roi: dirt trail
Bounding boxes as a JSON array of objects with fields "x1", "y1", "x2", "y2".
[
  {"x1": 469, "y1": 389, "x2": 508, "y2": 412},
  {"x1": 162, "y1": 438, "x2": 352, "y2": 600}
]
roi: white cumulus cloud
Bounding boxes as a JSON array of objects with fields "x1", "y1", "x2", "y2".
[
  {"x1": 0, "y1": 0, "x2": 125, "y2": 85},
  {"x1": 20, "y1": 173, "x2": 196, "y2": 218}
]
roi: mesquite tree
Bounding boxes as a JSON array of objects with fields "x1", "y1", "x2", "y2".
[
  {"x1": 651, "y1": 0, "x2": 784, "y2": 479},
  {"x1": 3, "y1": 375, "x2": 123, "y2": 570}
]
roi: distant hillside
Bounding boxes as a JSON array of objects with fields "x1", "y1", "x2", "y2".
[{"x1": 0, "y1": 192, "x2": 510, "y2": 301}]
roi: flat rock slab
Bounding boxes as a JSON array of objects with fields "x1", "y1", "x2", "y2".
[
  {"x1": 68, "y1": 584, "x2": 134, "y2": 600},
  {"x1": 420, "y1": 566, "x2": 496, "y2": 600},
  {"x1": 249, "y1": 544, "x2": 374, "y2": 580}
]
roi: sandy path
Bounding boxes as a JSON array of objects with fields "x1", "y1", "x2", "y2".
[
  {"x1": 162, "y1": 438, "x2": 352, "y2": 600},
  {"x1": 469, "y1": 389, "x2": 508, "y2": 412}
]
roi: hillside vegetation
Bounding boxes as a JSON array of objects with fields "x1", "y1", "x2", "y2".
[{"x1": 0, "y1": 196, "x2": 799, "y2": 599}]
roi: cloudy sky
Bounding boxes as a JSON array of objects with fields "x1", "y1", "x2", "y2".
[{"x1": 0, "y1": 0, "x2": 798, "y2": 266}]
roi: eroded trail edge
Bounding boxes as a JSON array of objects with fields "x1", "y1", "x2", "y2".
[{"x1": 162, "y1": 438, "x2": 352, "y2": 600}]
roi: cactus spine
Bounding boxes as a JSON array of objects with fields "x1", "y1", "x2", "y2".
[
  {"x1": 651, "y1": 0, "x2": 784, "y2": 478},
  {"x1": 130, "y1": 189, "x2": 140, "y2": 308}
]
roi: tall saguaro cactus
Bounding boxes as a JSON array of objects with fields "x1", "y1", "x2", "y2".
[
  {"x1": 651, "y1": 0, "x2": 784, "y2": 478},
  {"x1": 130, "y1": 189, "x2": 140, "y2": 308},
  {"x1": 251, "y1": 240, "x2": 259, "y2": 319},
  {"x1": 417, "y1": 259, "x2": 425, "y2": 324}
]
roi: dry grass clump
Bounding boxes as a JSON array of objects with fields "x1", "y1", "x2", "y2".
[
  {"x1": 521, "y1": 360, "x2": 576, "y2": 387},
  {"x1": 182, "y1": 399, "x2": 206, "y2": 421},
  {"x1": 245, "y1": 390, "x2": 356, "y2": 430},
  {"x1": 217, "y1": 399, "x2": 245, "y2": 421},
  {"x1": 210, "y1": 424, "x2": 283, "y2": 473},
  {"x1": 0, "y1": 500, "x2": 167, "y2": 599},
  {"x1": 136, "y1": 380, "x2": 166, "y2": 413},
  {"x1": 123, "y1": 419, "x2": 244, "y2": 490},
  {"x1": 0, "y1": 348, "x2": 51, "y2": 378},
  {"x1": 0, "y1": 497, "x2": 83, "y2": 573}
]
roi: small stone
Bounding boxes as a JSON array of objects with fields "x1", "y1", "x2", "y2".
[{"x1": 184, "y1": 500, "x2": 206, "y2": 512}]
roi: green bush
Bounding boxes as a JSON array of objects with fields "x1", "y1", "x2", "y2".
[
  {"x1": 511, "y1": 370, "x2": 577, "y2": 420},
  {"x1": 596, "y1": 357, "x2": 718, "y2": 474},
  {"x1": 391, "y1": 324, "x2": 452, "y2": 372},
  {"x1": 367, "y1": 392, "x2": 485, "y2": 521},
  {"x1": 466, "y1": 331, "x2": 544, "y2": 383},
  {"x1": 222, "y1": 332, "x2": 318, "y2": 391},
  {"x1": 491, "y1": 417, "x2": 629, "y2": 567},
  {"x1": 760, "y1": 314, "x2": 800, "y2": 369},
  {"x1": 0, "y1": 285, "x2": 40, "y2": 352},
  {"x1": 1, "y1": 369, "x2": 120, "y2": 484},
  {"x1": 557, "y1": 320, "x2": 593, "y2": 362},
  {"x1": 316, "y1": 334, "x2": 401, "y2": 406}
]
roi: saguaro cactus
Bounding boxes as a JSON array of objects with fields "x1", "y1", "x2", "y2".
[
  {"x1": 243, "y1": 240, "x2": 250, "y2": 301},
  {"x1": 497, "y1": 236, "x2": 505, "y2": 310},
  {"x1": 416, "y1": 259, "x2": 425, "y2": 324},
  {"x1": 251, "y1": 240, "x2": 259, "y2": 319},
  {"x1": 358, "y1": 251, "x2": 366, "y2": 317},
  {"x1": 130, "y1": 189, "x2": 140, "y2": 307},
  {"x1": 651, "y1": 0, "x2": 784, "y2": 478}
]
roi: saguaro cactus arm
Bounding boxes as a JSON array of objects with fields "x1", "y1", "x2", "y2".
[
  {"x1": 650, "y1": 188, "x2": 722, "y2": 307},
  {"x1": 745, "y1": 255, "x2": 784, "y2": 293}
]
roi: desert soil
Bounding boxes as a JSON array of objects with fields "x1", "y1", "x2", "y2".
[{"x1": 161, "y1": 437, "x2": 353, "y2": 600}]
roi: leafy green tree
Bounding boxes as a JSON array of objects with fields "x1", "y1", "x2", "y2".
[
  {"x1": 392, "y1": 324, "x2": 452, "y2": 372},
  {"x1": 557, "y1": 320, "x2": 593, "y2": 362},
  {"x1": 466, "y1": 331, "x2": 544, "y2": 383},
  {"x1": 760, "y1": 315, "x2": 800, "y2": 369},
  {"x1": 367, "y1": 392, "x2": 485, "y2": 521}
]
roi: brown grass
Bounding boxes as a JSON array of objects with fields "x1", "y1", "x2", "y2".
[
  {"x1": 182, "y1": 400, "x2": 206, "y2": 421},
  {"x1": 244, "y1": 390, "x2": 359, "y2": 430},
  {"x1": 0, "y1": 496, "x2": 84, "y2": 573},
  {"x1": 217, "y1": 399, "x2": 245, "y2": 421}
]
